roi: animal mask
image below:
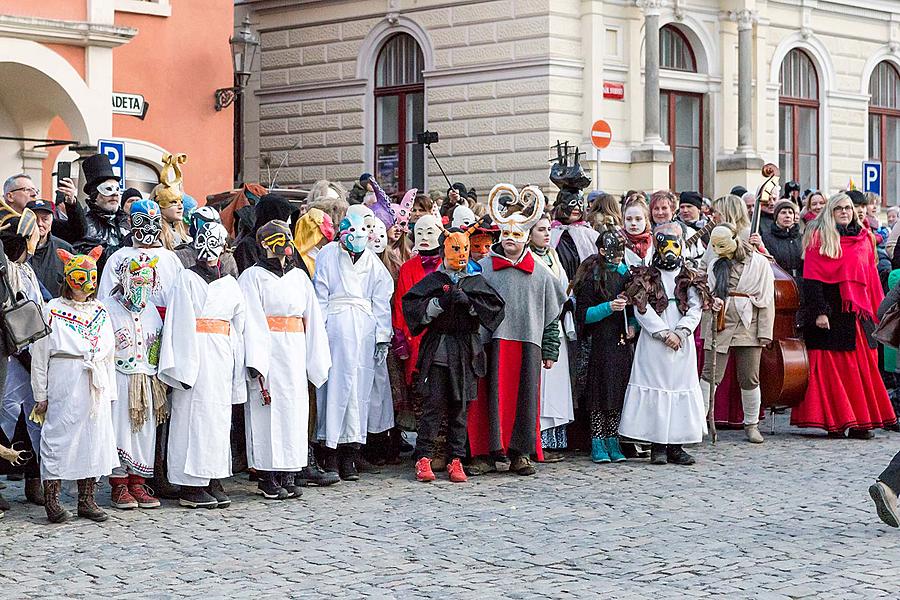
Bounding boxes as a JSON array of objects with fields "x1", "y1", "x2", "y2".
[
  {"x1": 470, "y1": 232, "x2": 494, "y2": 260},
  {"x1": 339, "y1": 213, "x2": 368, "y2": 254},
  {"x1": 709, "y1": 225, "x2": 738, "y2": 260},
  {"x1": 442, "y1": 229, "x2": 471, "y2": 272},
  {"x1": 390, "y1": 188, "x2": 417, "y2": 232},
  {"x1": 116, "y1": 252, "x2": 159, "y2": 312},
  {"x1": 598, "y1": 230, "x2": 625, "y2": 266},
  {"x1": 130, "y1": 199, "x2": 162, "y2": 246},
  {"x1": 194, "y1": 222, "x2": 229, "y2": 263},
  {"x1": 488, "y1": 183, "x2": 545, "y2": 245},
  {"x1": 413, "y1": 214, "x2": 442, "y2": 252},
  {"x1": 651, "y1": 224, "x2": 684, "y2": 271},
  {"x1": 57, "y1": 246, "x2": 102, "y2": 294},
  {"x1": 369, "y1": 219, "x2": 388, "y2": 254},
  {"x1": 154, "y1": 152, "x2": 187, "y2": 209},
  {"x1": 256, "y1": 220, "x2": 294, "y2": 257}
]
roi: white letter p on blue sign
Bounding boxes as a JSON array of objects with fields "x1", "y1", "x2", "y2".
[{"x1": 863, "y1": 161, "x2": 881, "y2": 195}]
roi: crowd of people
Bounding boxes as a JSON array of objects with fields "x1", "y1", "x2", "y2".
[{"x1": 0, "y1": 147, "x2": 898, "y2": 526}]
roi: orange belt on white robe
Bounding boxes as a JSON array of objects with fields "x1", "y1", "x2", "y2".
[
  {"x1": 267, "y1": 316, "x2": 304, "y2": 333},
  {"x1": 195, "y1": 318, "x2": 231, "y2": 335}
]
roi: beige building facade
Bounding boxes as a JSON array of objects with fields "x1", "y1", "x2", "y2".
[{"x1": 236, "y1": 0, "x2": 900, "y2": 205}]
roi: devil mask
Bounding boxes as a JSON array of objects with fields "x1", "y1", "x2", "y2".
[
  {"x1": 442, "y1": 229, "x2": 470, "y2": 272},
  {"x1": 651, "y1": 224, "x2": 684, "y2": 271},
  {"x1": 194, "y1": 222, "x2": 229, "y2": 263},
  {"x1": 256, "y1": 219, "x2": 294, "y2": 258},
  {"x1": 57, "y1": 246, "x2": 102, "y2": 295},
  {"x1": 470, "y1": 232, "x2": 494, "y2": 260},
  {"x1": 116, "y1": 252, "x2": 159, "y2": 312},
  {"x1": 413, "y1": 215, "x2": 442, "y2": 252},
  {"x1": 339, "y1": 213, "x2": 369, "y2": 254},
  {"x1": 598, "y1": 231, "x2": 625, "y2": 267},
  {"x1": 369, "y1": 219, "x2": 388, "y2": 254},
  {"x1": 130, "y1": 199, "x2": 162, "y2": 246}
]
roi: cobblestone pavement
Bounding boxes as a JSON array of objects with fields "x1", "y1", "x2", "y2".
[{"x1": 1, "y1": 414, "x2": 899, "y2": 599}]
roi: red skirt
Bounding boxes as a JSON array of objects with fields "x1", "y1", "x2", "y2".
[{"x1": 791, "y1": 322, "x2": 896, "y2": 432}]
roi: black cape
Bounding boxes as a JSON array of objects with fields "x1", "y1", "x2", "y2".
[{"x1": 402, "y1": 270, "x2": 505, "y2": 401}]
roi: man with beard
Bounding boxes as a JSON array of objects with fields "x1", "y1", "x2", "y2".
[{"x1": 75, "y1": 154, "x2": 130, "y2": 272}]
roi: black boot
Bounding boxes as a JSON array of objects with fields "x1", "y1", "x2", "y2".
[
  {"x1": 76, "y1": 478, "x2": 108, "y2": 522},
  {"x1": 321, "y1": 446, "x2": 339, "y2": 475},
  {"x1": 650, "y1": 443, "x2": 668, "y2": 465},
  {"x1": 279, "y1": 472, "x2": 303, "y2": 499},
  {"x1": 355, "y1": 446, "x2": 382, "y2": 474},
  {"x1": 297, "y1": 444, "x2": 340, "y2": 487},
  {"x1": 207, "y1": 479, "x2": 230, "y2": 508},
  {"x1": 179, "y1": 485, "x2": 218, "y2": 508},
  {"x1": 666, "y1": 445, "x2": 696, "y2": 465},
  {"x1": 338, "y1": 444, "x2": 359, "y2": 481},
  {"x1": 257, "y1": 471, "x2": 288, "y2": 499}
]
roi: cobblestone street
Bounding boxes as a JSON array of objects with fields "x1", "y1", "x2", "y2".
[{"x1": 2, "y1": 416, "x2": 898, "y2": 599}]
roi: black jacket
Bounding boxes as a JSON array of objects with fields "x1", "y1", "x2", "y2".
[
  {"x1": 29, "y1": 235, "x2": 74, "y2": 298},
  {"x1": 761, "y1": 223, "x2": 803, "y2": 279},
  {"x1": 50, "y1": 202, "x2": 86, "y2": 245}
]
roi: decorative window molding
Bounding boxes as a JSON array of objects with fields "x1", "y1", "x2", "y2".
[
  {"x1": 0, "y1": 14, "x2": 136, "y2": 48},
  {"x1": 115, "y1": 0, "x2": 172, "y2": 18}
]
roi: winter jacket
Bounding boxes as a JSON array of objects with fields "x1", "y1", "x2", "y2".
[{"x1": 761, "y1": 222, "x2": 803, "y2": 279}]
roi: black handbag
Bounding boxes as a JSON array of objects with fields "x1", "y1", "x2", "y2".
[{"x1": 0, "y1": 267, "x2": 50, "y2": 354}]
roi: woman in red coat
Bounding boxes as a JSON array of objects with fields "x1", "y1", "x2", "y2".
[{"x1": 792, "y1": 192, "x2": 897, "y2": 437}]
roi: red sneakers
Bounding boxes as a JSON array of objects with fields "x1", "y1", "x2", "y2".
[
  {"x1": 110, "y1": 477, "x2": 138, "y2": 509},
  {"x1": 415, "y1": 457, "x2": 436, "y2": 482},
  {"x1": 447, "y1": 458, "x2": 468, "y2": 483},
  {"x1": 128, "y1": 474, "x2": 161, "y2": 508}
]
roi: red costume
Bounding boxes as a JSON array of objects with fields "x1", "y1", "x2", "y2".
[{"x1": 392, "y1": 254, "x2": 441, "y2": 385}]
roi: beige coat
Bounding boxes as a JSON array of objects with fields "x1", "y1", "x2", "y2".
[{"x1": 701, "y1": 252, "x2": 775, "y2": 349}]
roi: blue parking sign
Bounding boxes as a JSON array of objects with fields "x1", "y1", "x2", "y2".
[
  {"x1": 98, "y1": 139, "x2": 126, "y2": 187},
  {"x1": 863, "y1": 161, "x2": 881, "y2": 195}
]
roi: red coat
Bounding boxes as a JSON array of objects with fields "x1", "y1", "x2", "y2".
[{"x1": 393, "y1": 255, "x2": 439, "y2": 385}]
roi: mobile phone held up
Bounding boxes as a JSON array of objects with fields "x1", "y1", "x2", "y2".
[{"x1": 55, "y1": 161, "x2": 71, "y2": 205}]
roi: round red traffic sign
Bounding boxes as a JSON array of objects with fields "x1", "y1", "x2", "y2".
[{"x1": 591, "y1": 119, "x2": 612, "y2": 150}]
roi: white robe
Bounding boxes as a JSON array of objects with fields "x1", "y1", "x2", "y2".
[
  {"x1": 159, "y1": 270, "x2": 246, "y2": 486},
  {"x1": 0, "y1": 263, "x2": 44, "y2": 454},
  {"x1": 105, "y1": 297, "x2": 163, "y2": 477},
  {"x1": 534, "y1": 252, "x2": 574, "y2": 433},
  {"x1": 99, "y1": 245, "x2": 184, "y2": 308},
  {"x1": 31, "y1": 298, "x2": 119, "y2": 481},
  {"x1": 618, "y1": 268, "x2": 707, "y2": 445},
  {"x1": 239, "y1": 265, "x2": 330, "y2": 470},
  {"x1": 550, "y1": 223, "x2": 599, "y2": 263},
  {"x1": 313, "y1": 242, "x2": 393, "y2": 448}
]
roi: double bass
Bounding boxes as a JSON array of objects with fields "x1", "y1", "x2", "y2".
[{"x1": 750, "y1": 164, "x2": 809, "y2": 408}]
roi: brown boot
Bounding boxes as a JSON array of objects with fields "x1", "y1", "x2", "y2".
[
  {"x1": 77, "y1": 479, "x2": 108, "y2": 522},
  {"x1": 43, "y1": 479, "x2": 71, "y2": 523},
  {"x1": 25, "y1": 477, "x2": 45, "y2": 506}
]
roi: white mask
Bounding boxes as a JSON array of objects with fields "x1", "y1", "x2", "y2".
[
  {"x1": 347, "y1": 204, "x2": 376, "y2": 236},
  {"x1": 369, "y1": 220, "x2": 388, "y2": 254},
  {"x1": 194, "y1": 222, "x2": 228, "y2": 262},
  {"x1": 413, "y1": 215, "x2": 442, "y2": 252},
  {"x1": 451, "y1": 205, "x2": 476, "y2": 228}
]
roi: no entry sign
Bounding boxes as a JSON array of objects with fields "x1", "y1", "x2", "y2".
[{"x1": 591, "y1": 119, "x2": 612, "y2": 150}]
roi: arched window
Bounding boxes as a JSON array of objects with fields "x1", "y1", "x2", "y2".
[
  {"x1": 868, "y1": 61, "x2": 900, "y2": 206},
  {"x1": 779, "y1": 49, "x2": 819, "y2": 191},
  {"x1": 375, "y1": 34, "x2": 424, "y2": 195},
  {"x1": 659, "y1": 25, "x2": 701, "y2": 193}
]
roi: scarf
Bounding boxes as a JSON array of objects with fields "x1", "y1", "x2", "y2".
[
  {"x1": 803, "y1": 225, "x2": 883, "y2": 321},
  {"x1": 128, "y1": 373, "x2": 169, "y2": 431},
  {"x1": 420, "y1": 254, "x2": 442, "y2": 274},
  {"x1": 623, "y1": 230, "x2": 652, "y2": 258}
]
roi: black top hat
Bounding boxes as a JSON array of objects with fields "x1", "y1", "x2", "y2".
[{"x1": 81, "y1": 153, "x2": 118, "y2": 195}]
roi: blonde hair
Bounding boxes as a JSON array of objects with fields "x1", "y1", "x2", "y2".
[
  {"x1": 160, "y1": 219, "x2": 188, "y2": 251},
  {"x1": 712, "y1": 194, "x2": 750, "y2": 234},
  {"x1": 804, "y1": 192, "x2": 859, "y2": 259}
]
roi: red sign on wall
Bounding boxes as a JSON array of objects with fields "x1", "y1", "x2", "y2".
[{"x1": 603, "y1": 81, "x2": 625, "y2": 101}]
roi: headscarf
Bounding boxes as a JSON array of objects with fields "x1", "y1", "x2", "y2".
[{"x1": 293, "y1": 207, "x2": 334, "y2": 274}]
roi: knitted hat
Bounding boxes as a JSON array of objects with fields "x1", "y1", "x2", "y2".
[
  {"x1": 773, "y1": 200, "x2": 798, "y2": 219},
  {"x1": 679, "y1": 190, "x2": 703, "y2": 210}
]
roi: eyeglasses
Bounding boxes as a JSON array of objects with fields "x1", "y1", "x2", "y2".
[
  {"x1": 833, "y1": 205, "x2": 854, "y2": 212},
  {"x1": 8, "y1": 186, "x2": 38, "y2": 196}
]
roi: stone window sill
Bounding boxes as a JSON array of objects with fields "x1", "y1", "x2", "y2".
[{"x1": 115, "y1": 0, "x2": 172, "y2": 17}]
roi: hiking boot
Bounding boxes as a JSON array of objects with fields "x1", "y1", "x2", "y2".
[
  {"x1": 666, "y1": 445, "x2": 696, "y2": 466},
  {"x1": 338, "y1": 445, "x2": 359, "y2": 482},
  {"x1": 541, "y1": 450, "x2": 565, "y2": 463},
  {"x1": 43, "y1": 479, "x2": 71, "y2": 523},
  {"x1": 321, "y1": 446, "x2": 340, "y2": 475},
  {"x1": 415, "y1": 457, "x2": 436, "y2": 482},
  {"x1": 465, "y1": 455, "x2": 496, "y2": 477},
  {"x1": 297, "y1": 444, "x2": 340, "y2": 487},
  {"x1": 77, "y1": 479, "x2": 108, "y2": 522},
  {"x1": 650, "y1": 443, "x2": 668, "y2": 465},
  {"x1": 109, "y1": 477, "x2": 138, "y2": 510},
  {"x1": 605, "y1": 438, "x2": 627, "y2": 463},
  {"x1": 25, "y1": 477, "x2": 44, "y2": 506},
  {"x1": 509, "y1": 454, "x2": 536, "y2": 476},
  {"x1": 257, "y1": 471, "x2": 289, "y2": 500},
  {"x1": 179, "y1": 485, "x2": 219, "y2": 508},
  {"x1": 207, "y1": 479, "x2": 230, "y2": 508},
  {"x1": 591, "y1": 437, "x2": 611, "y2": 463},
  {"x1": 127, "y1": 474, "x2": 160, "y2": 508},
  {"x1": 744, "y1": 424, "x2": 765, "y2": 444},
  {"x1": 279, "y1": 472, "x2": 303, "y2": 499},
  {"x1": 869, "y1": 481, "x2": 900, "y2": 528},
  {"x1": 447, "y1": 458, "x2": 468, "y2": 483},
  {"x1": 355, "y1": 454, "x2": 381, "y2": 474}
]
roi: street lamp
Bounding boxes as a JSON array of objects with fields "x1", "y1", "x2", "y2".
[{"x1": 215, "y1": 15, "x2": 259, "y2": 111}]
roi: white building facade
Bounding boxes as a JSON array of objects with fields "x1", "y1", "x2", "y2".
[{"x1": 237, "y1": 0, "x2": 900, "y2": 204}]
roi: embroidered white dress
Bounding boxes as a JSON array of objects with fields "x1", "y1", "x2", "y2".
[
  {"x1": 313, "y1": 242, "x2": 393, "y2": 448},
  {"x1": 239, "y1": 266, "x2": 331, "y2": 471},
  {"x1": 31, "y1": 298, "x2": 119, "y2": 481},
  {"x1": 158, "y1": 270, "x2": 246, "y2": 486},
  {"x1": 105, "y1": 297, "x2": 163, "y2": 477},
  {"x1": 98, "y1": 246, "x2": 184, "y2": 308}
]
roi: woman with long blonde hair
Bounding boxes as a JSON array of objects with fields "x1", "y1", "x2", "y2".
[
  {"x1": 711, "y1": 195, "x2": 751, "y2": 240},
  {"x1": 792, "y1": 192, "x2": 896, "y2": 437}
]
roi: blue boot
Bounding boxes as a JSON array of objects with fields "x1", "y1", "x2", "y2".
[
  {"x1": 605, "y1": 437, "x2": 626, "y2": 463},
  {"x1": 591, "y1": 437, "x2": 610, "y2": 463}
]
